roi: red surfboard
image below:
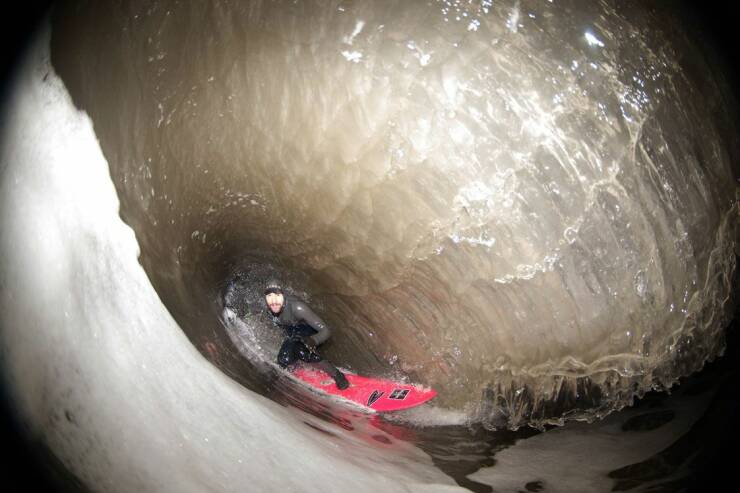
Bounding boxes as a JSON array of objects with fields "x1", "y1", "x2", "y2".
[{"x1": 292, "y1": 366, "x2": 437, "y2": 412}]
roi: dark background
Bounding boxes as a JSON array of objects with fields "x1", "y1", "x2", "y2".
[{"x1": 1, "y1": 1, "x2": 738, "y2": 492}]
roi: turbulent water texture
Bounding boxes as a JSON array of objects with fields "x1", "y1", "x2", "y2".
[{"x1": 48, "y1": 0, "x2": 738, "y2": 429}]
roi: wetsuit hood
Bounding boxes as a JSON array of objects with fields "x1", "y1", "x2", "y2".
[{"x1": 264, "y1": 278, "x2": 284, "y2": 295}]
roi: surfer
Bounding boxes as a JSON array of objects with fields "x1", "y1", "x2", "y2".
[{"x1": 264, "y1": 278, "x2": 349, "y2": 390}]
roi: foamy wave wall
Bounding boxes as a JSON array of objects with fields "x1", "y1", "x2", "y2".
[
  {"x1": 45, "y1": 0, "x2": 739, "y2": 429},
  {"x1": 0, "y1": 23, "x2": 461, "y2": 492}
]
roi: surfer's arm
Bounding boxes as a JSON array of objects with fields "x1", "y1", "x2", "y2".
[{"x1": 294, "y1": 302, "x2": 332, "y2": 345}]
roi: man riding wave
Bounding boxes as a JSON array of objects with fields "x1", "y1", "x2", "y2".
[{"x1": 263, "y1": 278, "x2": 349, "y2": 390}]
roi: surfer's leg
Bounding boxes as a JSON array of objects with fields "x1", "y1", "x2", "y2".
[
  {"x1": 294, "y1": 341, "x2": 349, "y2": 390},
  {"x1": 295, "y1": 343, "x2": 323, "y2": 364},
  {"x1": 277, "y1": 338, "x2": 298, "y2": 368},
  {"x1": 311, "y1": 360, "x2": 349, "y2": 390}
]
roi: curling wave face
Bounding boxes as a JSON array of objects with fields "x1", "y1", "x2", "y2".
[{"x1": 48, "y1": 0, "x2": 738, "y2": 428}]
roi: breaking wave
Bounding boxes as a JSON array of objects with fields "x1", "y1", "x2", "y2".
[{"x1": 48, "y1": 0, "x2": 738, "y2": 429}]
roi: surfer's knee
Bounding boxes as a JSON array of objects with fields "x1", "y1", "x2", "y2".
[
  {"x1": 296, "y1": 346, "x2": 322, "y2": 363},
  {"x1": 277, "y1": 351, "x2": 293, "y2": 368}
]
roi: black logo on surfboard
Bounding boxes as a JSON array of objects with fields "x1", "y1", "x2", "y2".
[
  {"x1": 367, "y1": 390, "x2": 384, "y2": 407},
  {"x1": 389, "y1": 389, "x2": 410, "y2": 400}
]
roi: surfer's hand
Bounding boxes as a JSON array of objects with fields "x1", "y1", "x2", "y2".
[{"x1": 299, "y1": 335, "x2": 317, "y2": 351}]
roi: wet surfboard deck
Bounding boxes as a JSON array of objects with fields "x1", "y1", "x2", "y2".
[{"x1": 292, "y1": 366, "x2": 437, "y2": 412}]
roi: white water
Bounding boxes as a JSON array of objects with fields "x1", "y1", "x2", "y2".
[{"x1": 0, "y1": 25, "x2": 461, "y2": 493}]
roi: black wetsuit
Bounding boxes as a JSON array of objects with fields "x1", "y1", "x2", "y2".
[{"x1": 269, "y1": 295, "x2": 334, "y2": 369}]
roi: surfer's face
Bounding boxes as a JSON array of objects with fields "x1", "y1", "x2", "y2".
[{"x1": 265, "y1": 292, "x2": 285, "y2": 314}]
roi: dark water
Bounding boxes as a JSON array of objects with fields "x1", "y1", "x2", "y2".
[{"x1": 1, "y1": 1, "x2": 739, "y2": 492}]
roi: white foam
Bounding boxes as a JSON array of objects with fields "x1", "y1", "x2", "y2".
[{"x1": 383, "y1": 405, "x2": 470, "y2": 428}]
